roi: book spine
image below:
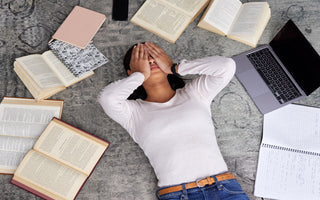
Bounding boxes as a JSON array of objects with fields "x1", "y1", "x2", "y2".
[{"x1": 262, "y1": 143, "x2": 320, "y2": 156}]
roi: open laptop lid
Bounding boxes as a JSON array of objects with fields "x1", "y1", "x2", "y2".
[{"x1": 269, "y1": 19, "x2": 320, "y2": 95}]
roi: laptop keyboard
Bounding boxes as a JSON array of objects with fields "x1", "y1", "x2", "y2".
[{"x1": 247, "y1": 48, "x2": 302, "y2": 104}]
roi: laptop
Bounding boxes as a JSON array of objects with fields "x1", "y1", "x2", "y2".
[{"x1": 232, "y1": 19, "x2": 320, "y2": 114}]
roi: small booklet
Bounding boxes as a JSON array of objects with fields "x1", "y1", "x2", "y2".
[
  {"x1": 49, "y1": 40, "x2": 109, "y2": 77},
  {"x1": 11, "y1": 118, "x2": 110, "y2": 200},
  {"x1": 254, "y1": 104, "x2": 320, "y2": 200},
  {"x1": 0, "y1": 97, "x2": 63, "y2": 174},
  {"x1": 130, "y1": 0, "x2": 209, "y2": 43},
  {"x1": 50, "y1": 6, "x2": 106, "y2": 49},
  {"x1": 14, "y1": 51, "x2": 94, "y2": 100},
  {"x1": 198, "y1": 0, "x2": 271, "y2": 47}
]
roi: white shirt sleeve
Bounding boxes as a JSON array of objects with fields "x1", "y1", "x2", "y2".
[
  {"x1": 178, "y1": 56, "x2": 236, "y2": 104},
  {"x1": 98, "y1": 72, "x2": 145, "y2": 130}
]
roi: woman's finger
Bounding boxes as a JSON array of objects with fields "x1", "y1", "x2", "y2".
[
  {"x1": 139, "y1": 43, "x2": 144, "y2": 58},
  {"x1": 132, "y1": 44, "x2": 138, "y2": 60}
]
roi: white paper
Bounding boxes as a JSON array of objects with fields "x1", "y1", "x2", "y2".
[{"x1": 255, "y1": 104, "x2": 320, "y2": 200}]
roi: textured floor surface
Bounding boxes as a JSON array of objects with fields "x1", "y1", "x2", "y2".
[{"x1": 0, "y1": 0, "x2": 319, "y2": 199}]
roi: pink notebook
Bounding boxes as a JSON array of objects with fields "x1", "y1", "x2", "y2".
[{"x1": 50, "y1": 6, "x2": 106, "y2": 49}]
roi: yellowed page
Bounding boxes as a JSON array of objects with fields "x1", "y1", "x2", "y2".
[
  {"x1": 162, "y1": 0, "x2": 209, "y2": 16},
  {"x1": 131, "y1": 0, "x2": 192, "y2": 43},
  {"x1": 14, "y1": 150, "x2": 86, "y2": 200},
  {"x1": 34, "y1": 119, "x2": 108, "y2": 175},
  {"x1": 15, "y1": 54, "x2": 64, "y2": 89},
  {"x1": 228, "y1": 2, "x2": 269, "y2": 39},
  {"x1": 199, "y1": 0, "x2": 242, "y2": 34},
  {"x1": 42, "y1": 51, "x2": 94, "y2": 87},
  {"x1": 14, "y1": 65, "x2": 66, "y2": 100}
]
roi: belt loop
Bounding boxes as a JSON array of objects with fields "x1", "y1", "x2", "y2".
[
  {"x1": 181, "y1": 184, "x2": 188, "y2": 200},
  {"x1": 212, "y1": 175, "x2": 223, "y2": 190}
]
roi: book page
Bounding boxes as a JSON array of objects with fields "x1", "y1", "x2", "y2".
[
  {"x1": 228, "y1": 2, "x2": 267, "y2": 37},
  {"x1": 16, "y1": 55, "x2": 64, "y2": 89},
  {"x1": 202, "y1": 0, "x2": 242, "y2": 34},
  {"x1": 34, "y1": 119, "x2": 108, "y2": 175},
  {"x1": 162, "y1": 0, "x2": 208, "y2": 16},
  {"x1": 131, "y1": 0, "x2": 191, "y2": 43},
  {"x1": 42, "y1": 51, "x2": 94, "y2": 87},
  {"x1": 254, "y1": 104, "x2": 320, "y2": 199},
  {"x1": 42, "y1": 51, "x2": 78, "y2": 86},
  {"x1": 0, "y1": 103, "x2": 61, "y2": 138},
  {"x1": 255, "y1": 145, "x2": 320, "y2": 199},
  {"x1": 263, "y1": 104, "x2": 320, "y2": 152},
  {"x1": 14, "y1": 150, "x2": 86, "y2": 200},
  {"x1": 0, "y1": 136, "x2": 36, "y2": 173}
]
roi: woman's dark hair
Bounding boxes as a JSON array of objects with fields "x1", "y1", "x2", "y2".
[{"x1": 123, "y1": 43, "x2": 185, "y2": 100}]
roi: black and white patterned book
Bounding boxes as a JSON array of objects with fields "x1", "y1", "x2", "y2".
[{"x1": 49, "y1": 40, "x2": 108, "y2": 77}]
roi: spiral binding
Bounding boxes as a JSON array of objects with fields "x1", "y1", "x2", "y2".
[{"x1": 262, "y1": 143, "x2": 320, "y2": 156}]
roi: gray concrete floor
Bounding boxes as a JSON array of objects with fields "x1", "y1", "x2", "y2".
[{"x1": 0, "y1": 0, "x2": 319, "y2": 199}]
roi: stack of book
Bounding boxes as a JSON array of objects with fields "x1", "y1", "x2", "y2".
[
  {"x1": 2, "y1": 6, "x2": 111, "y2": 200},
  {"x1": 14, "y1": 6, "x2": 109, "y2": 101}
]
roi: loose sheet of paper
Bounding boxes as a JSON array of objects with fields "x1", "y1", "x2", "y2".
[{"x1": 255, "y1": 104, "x2": 320, "y2": 200}]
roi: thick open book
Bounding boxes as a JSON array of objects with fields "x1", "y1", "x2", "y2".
[
  {"x1": 11, "y1": 118, "x2": 110, "y2": 200},
  {"x1": 130, "y1": 0, "x2": 209, "y2": 43},
  {"x1": 0, "y1": 97, "x2": 63, "y2": 174},
  {"x1": 14, "y1": 51, "x2": 94, "y2": 100},
  {"x1": 198, "y1": 0, "x2": 271, "y2": 47},
  {"x1": 255, "y1": 104, "x2": 320, "y2": 200}
]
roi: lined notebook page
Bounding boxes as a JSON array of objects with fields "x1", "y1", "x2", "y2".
[{"x1": 254, "y1": 104, "x2": 320, "y2": 200}]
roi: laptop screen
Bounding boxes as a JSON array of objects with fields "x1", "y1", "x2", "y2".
[{"x1": 270, "y1": 20, "x2": 320, "y2": 95}]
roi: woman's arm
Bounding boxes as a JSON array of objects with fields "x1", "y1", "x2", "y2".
[
  {"x1": 98, "y1": 72, "x2": 144, "y2": 129},
  {"x1": 98, "y1": 44, "x2": 149, "y2": 130},
  {"x1": 178, "y1": 56, "x2": 236, "y2": 103}
]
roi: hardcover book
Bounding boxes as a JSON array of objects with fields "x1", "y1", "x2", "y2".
[
  {"x1": 11, "y1": 118, "x2": 110, "y2": 200},
  {"x1": 0, "y1": 97, "x2": 63, "y2": 174}
]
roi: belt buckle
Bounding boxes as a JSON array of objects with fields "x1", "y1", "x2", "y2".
[{"x1": 196, "y1": 177, "x2": 209, "y2": 188}]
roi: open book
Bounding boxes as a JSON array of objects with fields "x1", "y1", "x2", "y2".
[
  {"x1": 14, "y1": 51, "x2": 94, "y2": 100},
  {"x1": 130, "y1": 0, "x2": 209, "y2": 43},
  {"x1": 198, "y1": 0, "x2": 271, "y2": 47},
  {"x1": 11, "y1": 118, "x2": 110, "y2": 200},
  {"x1": 0, "y1": 97, "x2": 63, "y2": 174},
  {"x1": 255, "y1": 104, "x2": 320, "y2": 200}
]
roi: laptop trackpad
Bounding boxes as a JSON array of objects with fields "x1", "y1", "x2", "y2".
[{"x1": 237, "y1": 69, "x2": 270, "y2": 97}]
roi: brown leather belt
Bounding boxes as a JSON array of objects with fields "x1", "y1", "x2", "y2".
[{"x1": 158, "y1": 172, "x2": 236, "y2": 196}]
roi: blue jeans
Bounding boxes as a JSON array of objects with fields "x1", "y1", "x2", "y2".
[{"x1": 156, "y1": 174, "x2": 249, "y2": 200}]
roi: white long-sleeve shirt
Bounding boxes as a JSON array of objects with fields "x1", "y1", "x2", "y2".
[{"x1": 99, "y1": 56, "x2": 236, "y2": 187}]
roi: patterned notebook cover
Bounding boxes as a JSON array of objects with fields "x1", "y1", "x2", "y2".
[{"x1": 49, "y1": 40, "x2": 108, "y2": 77}]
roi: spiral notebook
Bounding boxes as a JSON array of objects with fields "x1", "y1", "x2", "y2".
[
  {"x1": 254, "y1": 104, "x2": 320, "y2": 200},
  {"x1": 49, "y1": 40, "x2": 108, "y2": 77}
]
